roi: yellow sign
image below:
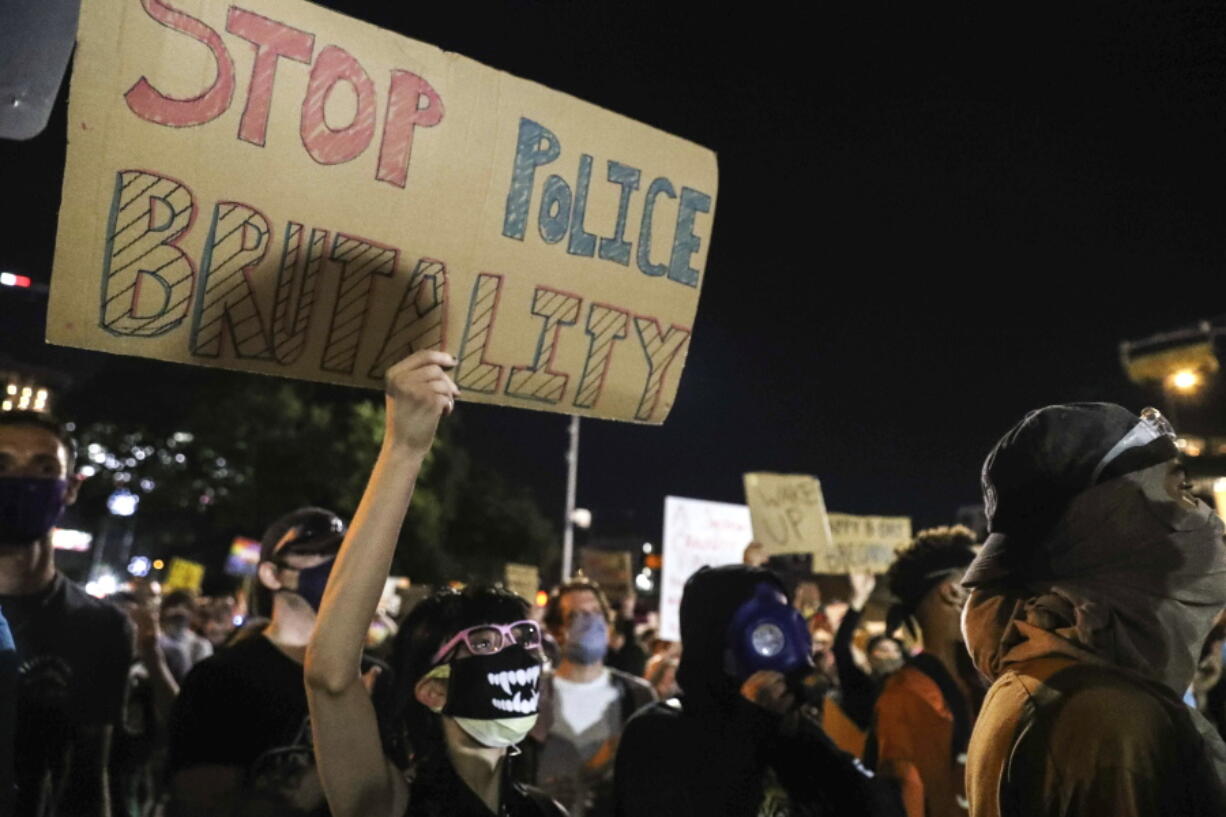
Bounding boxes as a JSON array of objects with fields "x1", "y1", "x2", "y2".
[
  {"x1": 49, "y1": 0, "x2": 718, "y2": 424},
  {"x1": 579, "y1": 548, "x2": 633, "y2": 600},
  {"x1": 823, "y1": 513, "x2": 912, "y2": 574},
  {"x1": 504, "y1": 563, "x2": 540, "y2": 604},
  {"x1": 743, "y1": 473, "x2": 834, "y2": 557},
  {"x1": 164, "y1": 557, "x2": 206, "y2": 593}
]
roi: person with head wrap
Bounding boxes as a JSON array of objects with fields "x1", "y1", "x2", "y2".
[
  {"x1": 613, "y1": 563, "x2": 901, "y2": 817},
  {"x1": 870, "y1": 526, "x2": 980, "y2": 817},
  {"x1": 961, "y1": 403, "x2": 1226, "y2": 817}
]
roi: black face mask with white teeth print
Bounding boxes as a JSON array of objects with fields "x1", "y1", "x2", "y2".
[
  {"x1": 486, "y1": 664, "x2": 542, "y2": 713},
  {"x1": 442, "y1": 643, "x2": 544, "y2": 720}
]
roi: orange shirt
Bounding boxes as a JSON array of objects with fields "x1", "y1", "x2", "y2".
[{"x1": 874, "y1": 664, "x2": 969, "y2": 817}]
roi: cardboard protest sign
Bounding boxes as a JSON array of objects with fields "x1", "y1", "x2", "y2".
[
  {"x1": 822, "y1": 513, "x2": 912, "y2": 574},
  {"x1": 48, "y1": 0, "x2": 718, "y2": 424},
  {"x1": 742, "y1": 473, "x2": 834, "y2": 557},
  {"x1": 579, "y1": 548, "x2": 633, "y2": 600},
  {"x1": 660, "y1": 496, "x2": 752, "y2": 641},
  {"x1": 504, "y1": 562, "x2": 540, "y2": 604},
  {"x1": 164, "y1": 557, "x2": 205, "y2": 593}
]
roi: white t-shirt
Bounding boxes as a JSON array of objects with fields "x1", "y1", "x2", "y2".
[{"x1": 538, "y1": 669, "x2": 622, "y2": 816}]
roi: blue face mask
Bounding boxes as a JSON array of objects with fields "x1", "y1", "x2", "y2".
[
  {"x1": 725, "y1": 583, "x2": 813, "y2": 681},
  {"x1": 0, "y1": 477, "x2": 68, "y2": 546},
  {"x1": 277, "y1": 557, "x2": 335, "y2": 613},
  {"x1": 562, "y1": 610, "x2": 609, "y2": 665}
]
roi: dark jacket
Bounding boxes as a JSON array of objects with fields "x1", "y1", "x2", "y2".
[
  {"x1": 615, "y1": 694, "x2": 895, "y2": 817},
  {"x1": 614, "y1": 564, "x2": 900, "y2": 817},
  {"x1": 833, "y1": 606, "x2": 877, "y2": 730}
]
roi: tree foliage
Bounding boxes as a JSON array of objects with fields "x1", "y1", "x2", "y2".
[{"x1": 67, "y1": 371, "x2": 556, "y2": 587}]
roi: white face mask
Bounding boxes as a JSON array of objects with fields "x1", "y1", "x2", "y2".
[
  {"x1": 452, "y1": 714, "x2": 537, "y2": 748},
  {"x1": 421, "y1": 662, "x2": 540, "y2": 748}
]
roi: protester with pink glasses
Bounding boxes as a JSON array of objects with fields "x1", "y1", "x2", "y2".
[{"x1": 305, "y1": 350, "x2": 566, "y2": 817}]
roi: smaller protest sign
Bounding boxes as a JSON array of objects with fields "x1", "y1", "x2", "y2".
[
  {"x1": 660, "y1": 496, "x2": 753, "y2": 641},
  {"x1": 224, "y1": 536, "x2": 261, "y2": 577},
  {"x1": 579, "y1": 548, "x2": 633, "y2": 601},
  {"x1": 822, "y1": 514, "x2": 913, "y2": 574},
  {"x1": 742, "y1": 473, "x2": 834, "y2": 557},
  {"x1": 165, "y1": 557, "x2": 206, "y2": 593},
  {"x1": 504, "y1": 562, "x2": 540, "y2": 604}
]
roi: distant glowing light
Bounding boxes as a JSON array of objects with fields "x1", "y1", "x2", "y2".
[
  {"x1": 1169, "y1": 369, "x2": 1202, "y2": 393},
  {"x1": 534, "y1": 590, "x2": 549, "y2": 608},
  {"x1": 635, "y1": 573, "x2": 654, "y2": 593},
  {"x1": 51, "y1": 529, "x2": 93, "y2": 551},
  {"x1": 128, "y1": 556, "x2": 152, "y2": 577},
  {"x1": 153, "y1": 559, "x2": 165, "y2": 570},
  {"x1": 107, "y1": 489, "x2": 139, "y2": 517},
  {"x1": 85, "y1": 572, "x2": 118, "y2": 599},
  {"x1": 0, "y1": 272, "x2": 31, "y2": 288}
]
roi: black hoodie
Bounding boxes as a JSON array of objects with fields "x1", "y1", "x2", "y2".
[{"x1": 613, "y1": 565, "x2": 900, "y2": 817}]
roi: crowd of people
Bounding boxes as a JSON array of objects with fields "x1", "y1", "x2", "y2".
[{"x1": 3, "y1": 352, "x2": 1226, "y2": 816}]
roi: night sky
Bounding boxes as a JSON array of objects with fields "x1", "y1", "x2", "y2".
[{"x1": 3, "y1": 1, "x2": 1224, "y2": 546}]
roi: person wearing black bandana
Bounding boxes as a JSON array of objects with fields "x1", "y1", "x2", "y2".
[
  {"x1": 962, "y1": 403, "x2": 1226, "y2": 817},
  {"x1": 166, "y1": 506, "x2": 357, "y2": 817},
  {"x1": 0, "y1": 411, "x2": 132, "y2": 817},
  {"x1": 305, "y1": 350, "x2": 565, "y2": 817}
]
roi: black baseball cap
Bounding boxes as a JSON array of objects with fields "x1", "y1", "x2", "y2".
[
  {"x1": 259, "y1": 507, "x2": 346, "y2": 564},
  {"x1": 963, "y1": 403, "x2": 1180, "y2": 587}
]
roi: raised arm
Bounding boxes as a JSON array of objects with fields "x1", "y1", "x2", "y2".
[{"x1": 305, "y1": 350, "x2": 458, "y2": 817}]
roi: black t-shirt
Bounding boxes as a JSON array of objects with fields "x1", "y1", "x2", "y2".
[
  {"x1": 0, "y1": 571, "x2": 133, "y2": 817},
  {"x1": 407, "y1": 753, "x2": 567, "y2": 817},
  {"x1": 1, "y1": 607, "x2": 17, "y2": 816},
  {"x1": 168, "y1": 633, "x2": 384, "y2": 816},
  {"x1": 168, "y1": 633, "x2": 325, "y2": 815}
]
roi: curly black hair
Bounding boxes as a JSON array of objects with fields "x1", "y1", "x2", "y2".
[{"x1": 885, "y1": 525, "x2": 977, "y2": 635}]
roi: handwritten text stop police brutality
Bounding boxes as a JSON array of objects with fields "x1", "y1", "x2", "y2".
[{"x1": 56, "y1": 0, "x2": 717, "y2": 423}]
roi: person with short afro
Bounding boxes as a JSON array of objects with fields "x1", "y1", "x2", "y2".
[{"x1": 871, "y1": 525, "x2": 980, "y2": 817}]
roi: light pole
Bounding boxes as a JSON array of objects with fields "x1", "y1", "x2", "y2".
[{"x1": 561, "y1": 416, "x2": 580, "y2": 582}]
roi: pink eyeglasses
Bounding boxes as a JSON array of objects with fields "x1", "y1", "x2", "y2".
[{"x1": 431, "y1": 620, "x2": 542, "y2": 665}]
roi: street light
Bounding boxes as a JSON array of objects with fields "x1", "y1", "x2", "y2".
[
  {"x1": 1169, "y1": 369, "x2": 1203, "y2": 394},
  {"x1": 561, "y1": 416, "x2": 580, "y2": 581}
]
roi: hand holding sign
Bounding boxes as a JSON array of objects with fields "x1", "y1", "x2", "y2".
[{"x1": 384, "y1": 350, "x2": 459, "y2": 456}]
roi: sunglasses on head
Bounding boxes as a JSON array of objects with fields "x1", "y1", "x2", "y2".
[
  {"x1": 1089, "y1": 406, "x2": 1178, "y2": 485},
  {"x1": 431, "y1": 620, "x2": 542, "y2": 666}
]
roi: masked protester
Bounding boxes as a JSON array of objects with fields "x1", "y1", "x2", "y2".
[
  {"x1": 0, "y1": 412, "x2": 132, "y2": 817},
  {"x1": 614, "y1": 564, "x2": 902, "y2": 817},
  {"x1": 520, "y1": 577, "x2": 655, "y2": 817},
  {"x1": 870, "y1": 526, "x2": 980, "y2": 817},
  {"x1": 166, "y1": 506, "x2": 367, "y2": 817},
  {"x1": 304, "y1": 350, "x2": 565, "y2": 817},
  {"x1": 961, "y1": 403, "x2": 1226, "y2": 817},
  {"x1": 157, "y1": 589, "x2": 212, "y2": 684}
]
